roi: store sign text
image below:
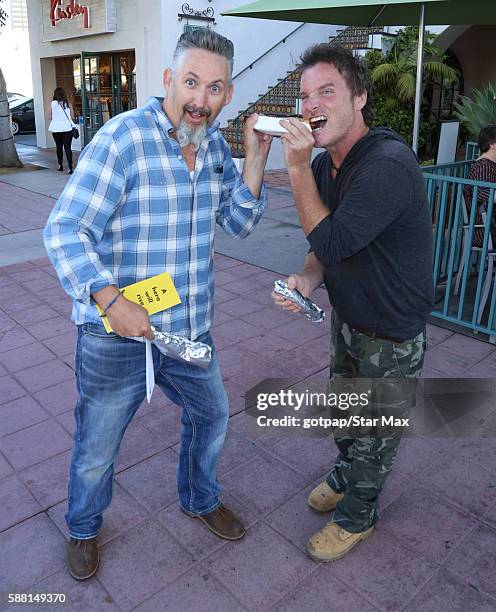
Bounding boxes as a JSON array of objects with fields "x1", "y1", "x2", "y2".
[{"x1": 50, "y1": 0, "x2": 90, "y2": 29}]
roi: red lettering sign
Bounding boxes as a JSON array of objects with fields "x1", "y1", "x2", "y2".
[{"x1": 50, "y1": 0, "x2": 90, "y2": 29}]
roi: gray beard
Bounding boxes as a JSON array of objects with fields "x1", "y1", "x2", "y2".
[{"x1": 176, "y1": 117, "x2": 208, "y2": 150}]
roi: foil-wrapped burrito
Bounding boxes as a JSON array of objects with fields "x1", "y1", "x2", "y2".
[
  {"x1": 274, "y1": 280, "x2": 325, "y2": 323},
  {"x1": 151, "y1": 327, "x2": 212, "y2": 367},
  {"x1": 129, "y1": 328, "x2": 212, "y2": 368}
]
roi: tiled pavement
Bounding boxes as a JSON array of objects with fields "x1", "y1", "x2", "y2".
[
  {"x1": 1, "y1": 157, "x2": 496, "y2": 610},
  {"x1": 1, "y1": 254, "x2": 496, "y2": 611}
]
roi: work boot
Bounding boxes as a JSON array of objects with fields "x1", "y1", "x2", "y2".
[
  {"x1": 181, "y1": 503, "x2": 246, "y2": 540},
  {"x1": 307, "y1": 481, "x2": 344, "y2": 511},
  {"x1": 67, "y1": 537, "x2": 99, "y2": 580},
  {"x1": 307, "y1": 522, "x2": 374, "y2": 562}
]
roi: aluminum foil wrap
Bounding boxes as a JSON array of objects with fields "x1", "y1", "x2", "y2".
[
  {"x1": 274, "y1": 280, "x2": 325, "y2": 323},
  {"x1": 151, "y1": 327, "x2": 212, "y2": 368}
]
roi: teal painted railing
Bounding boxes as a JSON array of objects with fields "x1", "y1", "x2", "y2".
[
  {"x1": 465, "y1": 141, "x2": 479, "y2": 161},
  {"x1": 422, "y1": 160, "x2": 496, "y2": 342}
]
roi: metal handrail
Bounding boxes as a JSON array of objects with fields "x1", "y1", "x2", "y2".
[{"x1": 232, "y1": 23, "x2": 306, "y2": 81}]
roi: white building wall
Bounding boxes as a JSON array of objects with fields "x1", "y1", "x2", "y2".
[
  {"x1": 26, "y1": 0, "x2": 163, "y2": 148},
  {"x1": 0, "y1": 0, "x2": 33, "y2": 97}
]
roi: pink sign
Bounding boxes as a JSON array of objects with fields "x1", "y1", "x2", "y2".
[{"x1": 50, "y1": 0, "x2": 90, "y2": 29}]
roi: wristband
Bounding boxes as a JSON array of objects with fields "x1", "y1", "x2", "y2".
[{"x1": 101, "y1": 291, "x2": 122, "y2": 317}]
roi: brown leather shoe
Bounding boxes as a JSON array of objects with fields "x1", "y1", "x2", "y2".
[
  {"x1": 67, "y1": 537, "x2": 99, "y2": 580},
  {"x1": 181, "y1": 504, "x2": 246, "y2": 540}
]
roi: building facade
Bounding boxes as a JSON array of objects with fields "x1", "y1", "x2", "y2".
[{"x1": 26, "y1": 0, "x2": 335, "y2": 160}]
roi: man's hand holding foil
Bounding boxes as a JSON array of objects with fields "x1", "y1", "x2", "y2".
[{"x1": 271, "y1": 252, "x2": 325, "y2": 314}]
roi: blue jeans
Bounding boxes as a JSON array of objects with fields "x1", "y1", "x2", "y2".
[{"x1": 66, "y1": 323, "x2": 229, "y2": 539}]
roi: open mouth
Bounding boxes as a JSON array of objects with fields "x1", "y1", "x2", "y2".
[
  {"x1": 183, "y1": 105, "x2": 210, "y2": 123},
  {"x1": 309, "y1": 115, "x2": 328, "y2": 132}
]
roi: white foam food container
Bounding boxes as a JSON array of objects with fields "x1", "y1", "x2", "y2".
[{"x1": 253, "y1": 115, "x2": 311, "y2": 137}]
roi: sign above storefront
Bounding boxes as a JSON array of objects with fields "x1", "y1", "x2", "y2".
[
  {"x1": 42, "y1": 0, "x2": 116, "y2": 41},
  {"x1": 50, "y1": 0, "x2": 90, "y2": 29}
]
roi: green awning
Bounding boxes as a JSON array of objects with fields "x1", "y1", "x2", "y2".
[{"x1": 223, "y1": 0, "x2": 496, "y2": 26}]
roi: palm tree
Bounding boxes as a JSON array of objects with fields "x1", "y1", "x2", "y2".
[
  {"x1": 371, "y1": 28, "x2": 459, "y2": 107},
  {"x1": 0, "y1": 0, "x2": 23, "y2": 168}
]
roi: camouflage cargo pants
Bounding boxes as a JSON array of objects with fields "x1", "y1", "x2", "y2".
[{"x1": 326, "y1": 309, "x2": 427, "y2": 533}]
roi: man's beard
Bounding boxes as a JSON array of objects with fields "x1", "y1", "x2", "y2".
[
  {"x1": 176, "y1": 104, "x2": 212, "y2": 150},
  {"x1": 176, "y1": 118, "x2": 208, "y2": 150}
]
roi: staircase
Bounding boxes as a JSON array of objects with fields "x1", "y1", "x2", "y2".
[{"x1": 222, "y1": 26, "x2": 384, "y2": 158}]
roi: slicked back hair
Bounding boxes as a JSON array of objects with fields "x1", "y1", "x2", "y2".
[
  {"x1": 173, "y1": 29, "x2": 234, "y2": 83},
  {"x1": 299, "y1": 43, "x2": 373, "y2": 127}
]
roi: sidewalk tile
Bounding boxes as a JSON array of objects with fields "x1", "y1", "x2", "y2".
[
  {"x1": 444, "y1": 524, "x2": 496, "y2": 600},
  {"x1": 211, "y1": 319, "x2": 263, "y2": 349},
  {"x1": 0, "y1": 514, "x2": 66, "y2": 595},
  {"x1": 0, "y1": 474, "x2": 42, "y2": 532},
  {"x1": 273, "y1": 319, "x2": 327, "y2": 345},
  {"x1": 115, "y1": 422, "x2": 167, "y2": 472},
  {"x1": 42, "y1": 330, "x2": 77, "y2": 357},
  {"x1": 205, "y1": 522, "x2": 314, "y2": 610},
  {"x1": 157, "y1": 492, "x2": 257, "y2": 562},
  {"x1": 24, "y1": 316, "x2": 74, "y2": 341},
  {"x1": 97, "y1": 518, "x2": 194, "y2": 610},
  {"x1": 10, "y1": 304, "x2": 59, "y2": 326},
  {"x1": 137, "y1": 405, "x2": 181, "y2": 449},
  {"x1": 48, "y1": 482, "x2": 148, "y2": 546},
  {"x1": 19, "y1": 450, "x2": 72, "y2": 509},
  {"x1": 116, "y1": 449, "x2": 178, "y2": 512},
  {"x1": 0, "y1": 374, "x2": 26, "y2": 404},
  {"x1": 216, "y1": 429, "x2": 261, "y2": 477},
  {"x1": 241, "y1": 306, "x2": 297, "y2": 330},
  {"x1": 0, "y1": 327, "x2": 36, "y2": 353},
  {"x1": 222, "y1": 453, "x2": 307, "y2": 517},
  {"x1": 324, "y1": 526, "x2": 436, "y2": 611},
  {"x1": 0, "y1": 342, "x2": 55, "y2": 373},
  {"x1": 217, "y1": 297, "x2": 265, "y2": 318},
  {"x1": 0, "y1": 395, "x2": 48, "y2": 436},
  {"x1": 2, "y1": 569, "x2": 120, "y2": 611},
  {"x1": 0, "y1": 311, "x2": 17, "y2": 333},
  {"x1": 273, "y1": 566, "x2": 378, "y2": 612},
  {"x1": 0, "y1": 450, "x2": 13, "y2": 479},
  {"x1": 14, "y1": 358, "x2": 74, "y2": 393},
  {"x1": 423, "y1": 345, "x2": 484, "y2": 376},
  {"x1": 266, "y1": 484, "x2": 332, "y2": 553},
  {"x1": 0, "y1": 419, "x2": 72, "y2": 470},
  {"x1": 133, "y1": 566, "x2": 245, "y2": 612},
  {"x1": 380, "y1": 486, "x2": 478, "y2": 562},
  {"x1": 437, "y1": 333, "x2": 496, "y2": 361},
  {"x1": 404, "y1": 568, "x2": 496, "y2": 612},
  {"x1": 214, "y1": 254, "x2": 243, "y2": 271},
  {"x1": 269, "y1": 436, "x2": 337, "y2": 481},
  {"x1": 421, "y1": 458, "x2": 496, "y2": 517},
  {"x1": 34, "y1": 378, "x2": 77, "y2": 416}
]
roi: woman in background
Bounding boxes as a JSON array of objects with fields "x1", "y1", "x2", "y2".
[
  {"x1": 463, "y1": 125, "x2": 496, "y2": 247},
  {"x1": 48, "y1": 87, "x2": 75, "y2": 174}
]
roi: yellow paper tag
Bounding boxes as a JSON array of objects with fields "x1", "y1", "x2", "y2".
[{"x1": 96, "y1": 273, "x2": 181, "y2": 333}]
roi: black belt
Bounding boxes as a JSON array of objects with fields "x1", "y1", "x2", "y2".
[{"x1": 350, "y1": 324, "x2": 406, "y2": 344}]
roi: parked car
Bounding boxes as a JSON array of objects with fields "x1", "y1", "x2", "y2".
[
  {"x1": 7, "y1": 92, "x2": 24, "y2": 104},
  {"x1": 10, "y1": 96, "x2": 35, "y2": 135}
]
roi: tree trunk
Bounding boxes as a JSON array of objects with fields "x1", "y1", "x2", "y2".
[{"x1": 0, "y1": 65, "x2": 23, "y2": 168}]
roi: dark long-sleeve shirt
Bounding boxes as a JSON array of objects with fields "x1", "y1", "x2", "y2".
[{"x1": 307, "y1": 128, "x2": 434, "y2": 341}]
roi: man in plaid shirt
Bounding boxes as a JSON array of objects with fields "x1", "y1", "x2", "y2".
[{"x1": 44, "y1": 30, "x2": 272, "y2": 581}]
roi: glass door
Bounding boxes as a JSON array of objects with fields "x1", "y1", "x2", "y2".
[{"x1": 80, "y1": 51, "x2": 136, "y2": 145}]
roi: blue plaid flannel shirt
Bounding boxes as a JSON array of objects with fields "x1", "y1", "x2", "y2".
[{"x1": 43, "y1": 96, "x2": 267, "y2": 340}]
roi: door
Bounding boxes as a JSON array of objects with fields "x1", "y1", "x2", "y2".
[{"x1": 80, "y1": 51, "x2": 136, "y2": 144}]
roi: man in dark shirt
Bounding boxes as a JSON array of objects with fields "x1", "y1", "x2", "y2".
[{"x1": 271, "y1": 44, "x2": 433, "y2": 561}]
